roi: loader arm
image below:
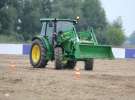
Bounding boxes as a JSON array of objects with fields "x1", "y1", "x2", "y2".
[{"x1": 74, "y1": 29, "x2": 114, "y2": 60}]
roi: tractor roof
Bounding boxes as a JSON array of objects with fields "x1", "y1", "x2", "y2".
[{"x1": 40, "y1": 18, "x2": 77, "y2": 23}]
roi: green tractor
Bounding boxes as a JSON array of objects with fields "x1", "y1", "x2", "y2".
[{"x1": 30, "y1": 18, "x2": 114, "y2": 70}]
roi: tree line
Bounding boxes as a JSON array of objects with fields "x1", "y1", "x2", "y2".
[{"x1": 0, "y1": 0, "x2": 125, "y2": 45}]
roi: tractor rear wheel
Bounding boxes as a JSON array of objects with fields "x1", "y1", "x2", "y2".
[
  {"x1": 55, "y1": 47, "x2": 64, "y2": 70},
  {"x1": 65, "y1": 60, "x2": 76, "y2": 69},
  {"x1": 30, "y1": 39, "x2": 47, "y2": 68},
  {"x1": 84, "y1": 59, "x2": 94, "y2": 71}
]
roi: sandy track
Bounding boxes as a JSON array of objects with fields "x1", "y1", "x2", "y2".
[{"x1": 0, "y1": 55, "x2": 135, "y2": 100}]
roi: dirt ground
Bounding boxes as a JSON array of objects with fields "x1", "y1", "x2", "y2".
[{"x1": 0, "y1": 55, "x2": 135, "y2": 100}]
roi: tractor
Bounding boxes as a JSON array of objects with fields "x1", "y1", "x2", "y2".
[{"x1": 30, "y1": 17, "x2": 114, "y2": 70}]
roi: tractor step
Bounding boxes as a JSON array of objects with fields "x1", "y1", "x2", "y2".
[{"x1": 75, "y1": 43, "x2": 114, "y2": 60}]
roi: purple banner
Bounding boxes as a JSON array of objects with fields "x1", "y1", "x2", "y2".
[
  {"x1": 23, "y1": 44, "x2": 31, "y2": 55},
  {"x1": 125, "y1": 49, "x2": 135, "y2": 58}
]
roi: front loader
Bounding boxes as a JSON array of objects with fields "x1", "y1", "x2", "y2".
[{"x1": 30, "y1": 18, "x2": 114, "y2": 70}]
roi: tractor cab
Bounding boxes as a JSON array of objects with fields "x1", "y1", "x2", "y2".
[
  {"x1": 40, "y1": 18, "x2": 76, "y2": 35},
  {"x1": 40, "y1": 18, "x2": 77, "y2": 45}
]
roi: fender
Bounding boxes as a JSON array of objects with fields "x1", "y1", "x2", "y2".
[{"x1": 32, "y1": 36, "x2": 53, "y2": 60}]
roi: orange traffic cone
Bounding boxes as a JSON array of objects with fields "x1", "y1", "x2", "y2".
[
  {"x1": 10, "y1": 61, "x2": 16, "y2": 73},
  {"x1": 74, "y1": 68, "x2": 81, "y2": 80}
]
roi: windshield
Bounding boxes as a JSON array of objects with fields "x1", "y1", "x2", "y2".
[{"x1": 57, "y1": 21, "x2": 74, "y2": 33}]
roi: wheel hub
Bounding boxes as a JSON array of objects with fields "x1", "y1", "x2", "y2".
[{"x1": 32, "y1": 44, "x2": 41, "y2": 64}]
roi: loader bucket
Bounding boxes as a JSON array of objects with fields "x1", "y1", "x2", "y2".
[{"x1": 75, "y1": 43, "x2": 114, "y2": 60}]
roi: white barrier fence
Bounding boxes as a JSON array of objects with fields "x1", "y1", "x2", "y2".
[
  {"x1": 0, "y1": 44, "x2": 135, "y2": 59},
  {"x1": 0, "y1": 44, "x2": 23, "y2": 55}
]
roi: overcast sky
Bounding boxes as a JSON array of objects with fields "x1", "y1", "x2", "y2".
[{"x1": 101, "y1": 0, "x2": 135, "y2": 36}]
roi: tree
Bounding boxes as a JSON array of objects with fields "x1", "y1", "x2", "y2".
[
  {"x1": 18, "y1": 0, "x2": 38, "y2": 40},
  {"x1": 0, "y1": 0, "x2": 126, "y2": 44},
  {"x1": 81, "y1": 0, "x2": 107, "y2": 30},
  {"x1": 0, "y1": 5, "x2": 17, "y2": 35},
  {"x1": 105, "y1": 17, "x2": 125, "y2": 46},
  {"x1": 128, "y1": 31, "x2": 135, "y2": 44},
  {"x1": 0, "y1": 0, "x2": 7, "y2": 9},
  {"x1": 0, "y1": 0, "x2": 8, "y2": 33},
  {"x1": 80, "y1": 0, "x2": 107, "y2": 44},
  {"x1": 41, "y1": 0, "x2": 52, "y2": 17},
  {"x1": 51, "y1": 0, "x2": 82, "y2": 18}
]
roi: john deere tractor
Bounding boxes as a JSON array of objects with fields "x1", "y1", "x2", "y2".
[{"x1": 30, "y1": 18, "x2": 114, "y2": 70}]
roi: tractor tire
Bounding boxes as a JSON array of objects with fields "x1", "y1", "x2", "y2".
[
  {"x1": 84, "y1": 59, "x2": 94, "y2": 71},
  {"x1": 54, "y1": 47, "x2": 64, "y2": 70},
  {"x1": 65, "y1": 60, "x2": 76, "y2": 69},
  {"x1": 30, "y1": 39, "x2": 47, "y2": 68}
]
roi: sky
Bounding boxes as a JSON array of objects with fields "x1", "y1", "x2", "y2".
[{"x1": 101, "y1": 0, "x2": 135, "y2": 37}]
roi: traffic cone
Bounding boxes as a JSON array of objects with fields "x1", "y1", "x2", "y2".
[
  {"x1": 74, "y1": 68, "x2": 81, "y2": 80},
  {"x1": 10, "y1": 61, "x2": 16, "y2": 73}
]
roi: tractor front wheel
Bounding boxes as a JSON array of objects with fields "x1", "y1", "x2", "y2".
[
  {"x1": 30, "y1": 39, "x2": 47, "y2": 68},
  {"x1": 54, "y1": 47, "x2": 64, "y2": 70},
  {"x1": 84, "y1": 59, "x2": 94, "y2": 71}
]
